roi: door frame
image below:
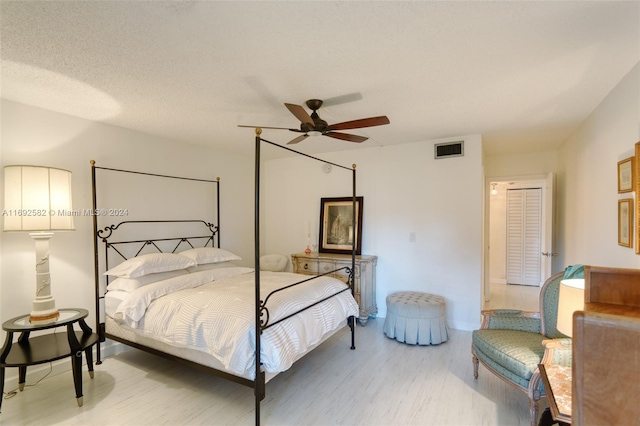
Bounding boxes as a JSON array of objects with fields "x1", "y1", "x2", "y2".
[{"x1": 483, "y1": 172, "x2": 555, "y2": 303}]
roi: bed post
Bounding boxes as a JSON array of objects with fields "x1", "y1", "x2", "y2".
[
  {"x1": 254, "y1": 128, "x2": 263, "y2": 425},
  {"x1": 351, "y1": 163, "x2": 357, "y2": 293},
  {"x1": 216, "y1": 177, "x2": 221, "y2": 248},
  {"x1": 90, "y1": 160, "x2": 104, "y2": 364},
  {"x1": 350, "y1": 164, "x2": 357, "y2": 350}
]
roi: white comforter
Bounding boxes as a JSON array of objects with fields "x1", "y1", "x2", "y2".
[{"x1": 112, "y1": 267, "x2": 358, "y2": 378}]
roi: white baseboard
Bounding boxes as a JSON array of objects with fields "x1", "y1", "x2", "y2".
[
  {"x1": 97, "y1": 339, "x2": 130, "y2": 360},
  {"x1": 3, "y1": 356, "x2": 75, "y2": 391},
  {"x1": 447, "y1": 318, "x2": 481, "y2": 331}
]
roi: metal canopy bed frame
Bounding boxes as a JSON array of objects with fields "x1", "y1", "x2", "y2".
[{"x1": 91, "y1": 128, "x2": 358, "y2": 425}]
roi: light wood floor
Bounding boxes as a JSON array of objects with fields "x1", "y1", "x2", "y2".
[{"x1": 0, "y1": 318, "x2": 537, "y2": 426}]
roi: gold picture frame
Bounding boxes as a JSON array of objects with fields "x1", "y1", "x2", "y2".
[
  {"x1": 619, "y1": 198, "x2": 633, "y2": 248},
  {"x1": 635, "y1": 142, "x2": 640, "y2": 253},
  {"x1": 618, "y1": 156, "x2": 634, "y2": 193}
]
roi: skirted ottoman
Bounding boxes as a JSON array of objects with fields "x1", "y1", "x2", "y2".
[{"x1": 383, "y1": 291, "x2": 449, "y2": 345}]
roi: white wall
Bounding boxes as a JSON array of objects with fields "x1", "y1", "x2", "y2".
[
  {"x1": 262, "y1": 135, "x2": 484, "y2": 331},
  {"x1": 557, "y1": 62, "x2": 640, "y2": 268},
  {"x1": 488, "y1": 182, "x2": 508, "y2": 283},
  {"x1": 485, "y1": 151, "x2": 558, "y2": 178},
  {"x1": 0, "y1": 100, "x2": 254, "y2": 344}
]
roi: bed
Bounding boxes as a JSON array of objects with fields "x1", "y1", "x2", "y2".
[{"x1": 92, "y1": 129, "x2": 360, "y2": 424}]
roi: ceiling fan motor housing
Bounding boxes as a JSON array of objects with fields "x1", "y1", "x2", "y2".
[
  {"x1": 305, "y1": 99, "x2": 323, "y2": 110},
  {"x1": 302, "y1": 99, "x2": 329, "y2": 133}
]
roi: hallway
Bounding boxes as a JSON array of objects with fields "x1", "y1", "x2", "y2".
[{"x1": 484, "y1": 281, "x2": 541, "y2": 312}]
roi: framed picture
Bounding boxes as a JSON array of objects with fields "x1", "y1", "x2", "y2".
[
  {"x1": 619, "y1": 198, "x2": 633, "y2": 248},
  {"x1": 618, "y1": 157, "x2": 634, "y2": 193},
  {"x1": 319, "y1": 196, "x2": 363, "y2": 255},
  {"x1": 636, "y1": 142, "x2": 640, "y2": 253}
]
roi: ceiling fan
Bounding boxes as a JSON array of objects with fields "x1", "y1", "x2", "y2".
[{"x1": 238, "y1": 99, "x2": 390, "y2": 145}]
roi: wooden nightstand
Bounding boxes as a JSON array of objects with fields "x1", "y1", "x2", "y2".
[
  {"x1": 0, "y1": 308, "x2": 99, "y2": 411},
  {"x1": 291, "y1": 252, "x2": 377, "y2": 324}
]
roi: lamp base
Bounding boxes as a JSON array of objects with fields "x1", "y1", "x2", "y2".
[
  {"x1": 29, "y1": 232, "x2": 59, "y2": 324},
  {"x1": 29, "y1": 310, "x2": 59, "y2": 325}
]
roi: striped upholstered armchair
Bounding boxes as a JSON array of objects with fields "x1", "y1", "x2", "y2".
[{"x1": 471, "y1": 271, "x2": 573, "y2": 426}]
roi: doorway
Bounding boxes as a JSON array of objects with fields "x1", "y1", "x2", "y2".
[{"x1": 483, "y1": 173, "x2": 555, "y2": 309}]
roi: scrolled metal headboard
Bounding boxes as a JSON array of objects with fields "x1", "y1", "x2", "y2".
[
  {"x1": 97, "y1": 219, "x2": 219, "y2": 269},
  {"x1": 97, "y1": 219, "x2": 218, "y2": 261}
]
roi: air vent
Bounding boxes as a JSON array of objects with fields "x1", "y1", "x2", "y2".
[{"x1": 434, "y1": 141, "x2": 464, "y2": 159}]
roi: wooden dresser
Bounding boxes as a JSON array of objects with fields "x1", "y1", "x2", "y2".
[
  {"x1": 572, "y1": 266, "x2": 640, "y2": 425},
  {"x1": 291, "y1": 252, "x2": 377, "y2": 325}
]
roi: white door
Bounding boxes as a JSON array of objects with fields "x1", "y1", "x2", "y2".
[{"x1": 506, "y1": 188, "x2": 542, "y2": 286}]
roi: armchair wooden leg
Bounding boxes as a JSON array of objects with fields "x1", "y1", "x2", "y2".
[
  {"x1": 529, "y1": 395, "x2": 540, "y2": 426},
  {"x1": 472, "y1": 354, "x2": 479, "y2": 379},
  {"x1": 528, "y1": 371, "x2": 543, "y2": 426}
]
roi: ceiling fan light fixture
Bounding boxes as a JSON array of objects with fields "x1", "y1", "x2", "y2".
[{"x1": 308, "y1": 130, "x2": 322, "y2": 137}]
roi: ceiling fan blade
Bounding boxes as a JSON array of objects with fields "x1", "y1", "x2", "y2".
[
  {"x1": 325, "y1": 132, "x2": 368, "y2": 143},
  {"x1": 287, "y1": 134, "x2": 309, "y2": 145},
  {"x1": 285, "y1": 103, "x2": 314, "y2": 126},
  {"x1": 329, "y1": 116, "x2": 390, "y2": 131},
  {"x1": 322, "y1": 92, "x2": 363, "y2": 107},
  {"x1": 238, "y1": 125, "x2": 301, "y2": 131}
]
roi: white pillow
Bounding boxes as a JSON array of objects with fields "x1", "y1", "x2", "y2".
[
  {"x1": 179, "y1": 247, "x2": 241, "y2": 265},
  {"x1": 106, "y1": 269, "x2": 189, "y2": 292},
  {"x1": 104, "y1": 253, "x2": 196, "y2": 279},
  {"x1": 260, "y1": 254, "x2": 288, "y2": 272},
  {"x1": 186, "y1": 261, "x2": 236, "y2": 273},
  {"x1": 105, "y1": 290, "x2": 129, "y2": 317}
]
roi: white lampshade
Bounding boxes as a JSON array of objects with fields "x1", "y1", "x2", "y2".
[
  {"x1": 3, "y1": 165, "x2": 74, "y2": 231},
  {"x1": 557, "y1": 278, "x2": 585, "y2": 337}
]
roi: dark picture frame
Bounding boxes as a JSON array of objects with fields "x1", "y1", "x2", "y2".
[{"x1": 319, "y1": 196, "x2": 363, "y2": 255}]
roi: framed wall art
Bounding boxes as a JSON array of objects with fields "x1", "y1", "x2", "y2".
[
  {"x1": 619, "y1": 198, "x2": 633, "y2": 248},
  {"x1": 319, "y1": 196, "x2": 363, "y2": 255},
  {"x1": 618, "y1": 156, "x2": 634, "y2": 193},
  {"x1": 635, "y1": 142, "x2": 640, "y2": 253}
]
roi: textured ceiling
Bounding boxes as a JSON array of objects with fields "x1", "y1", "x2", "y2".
[{"x1": 1, "y1": 1, "x2": 638, "y2": 158}]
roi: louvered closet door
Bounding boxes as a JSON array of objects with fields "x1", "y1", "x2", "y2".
[{"x1": 506, "y1": 188, "x2": 542, "y2": 286}]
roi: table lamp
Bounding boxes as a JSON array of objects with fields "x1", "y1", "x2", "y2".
[
  {"x1": 3, "y1": 165, "x2": 74, "y2": 324},
  {"x1": 556, "y1": 278, "x2": 585, "y2": 337}
]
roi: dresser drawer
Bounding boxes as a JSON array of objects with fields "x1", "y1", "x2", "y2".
[
  {"x1": 293, "y1": 258, "x2": 317, "y2": 274},
  {"x1": 334, "y1": 261, "x2": 359, "y2": 278},
  {"x1": 318, "y1": 260, "x2": 336, "y2": 275}
]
